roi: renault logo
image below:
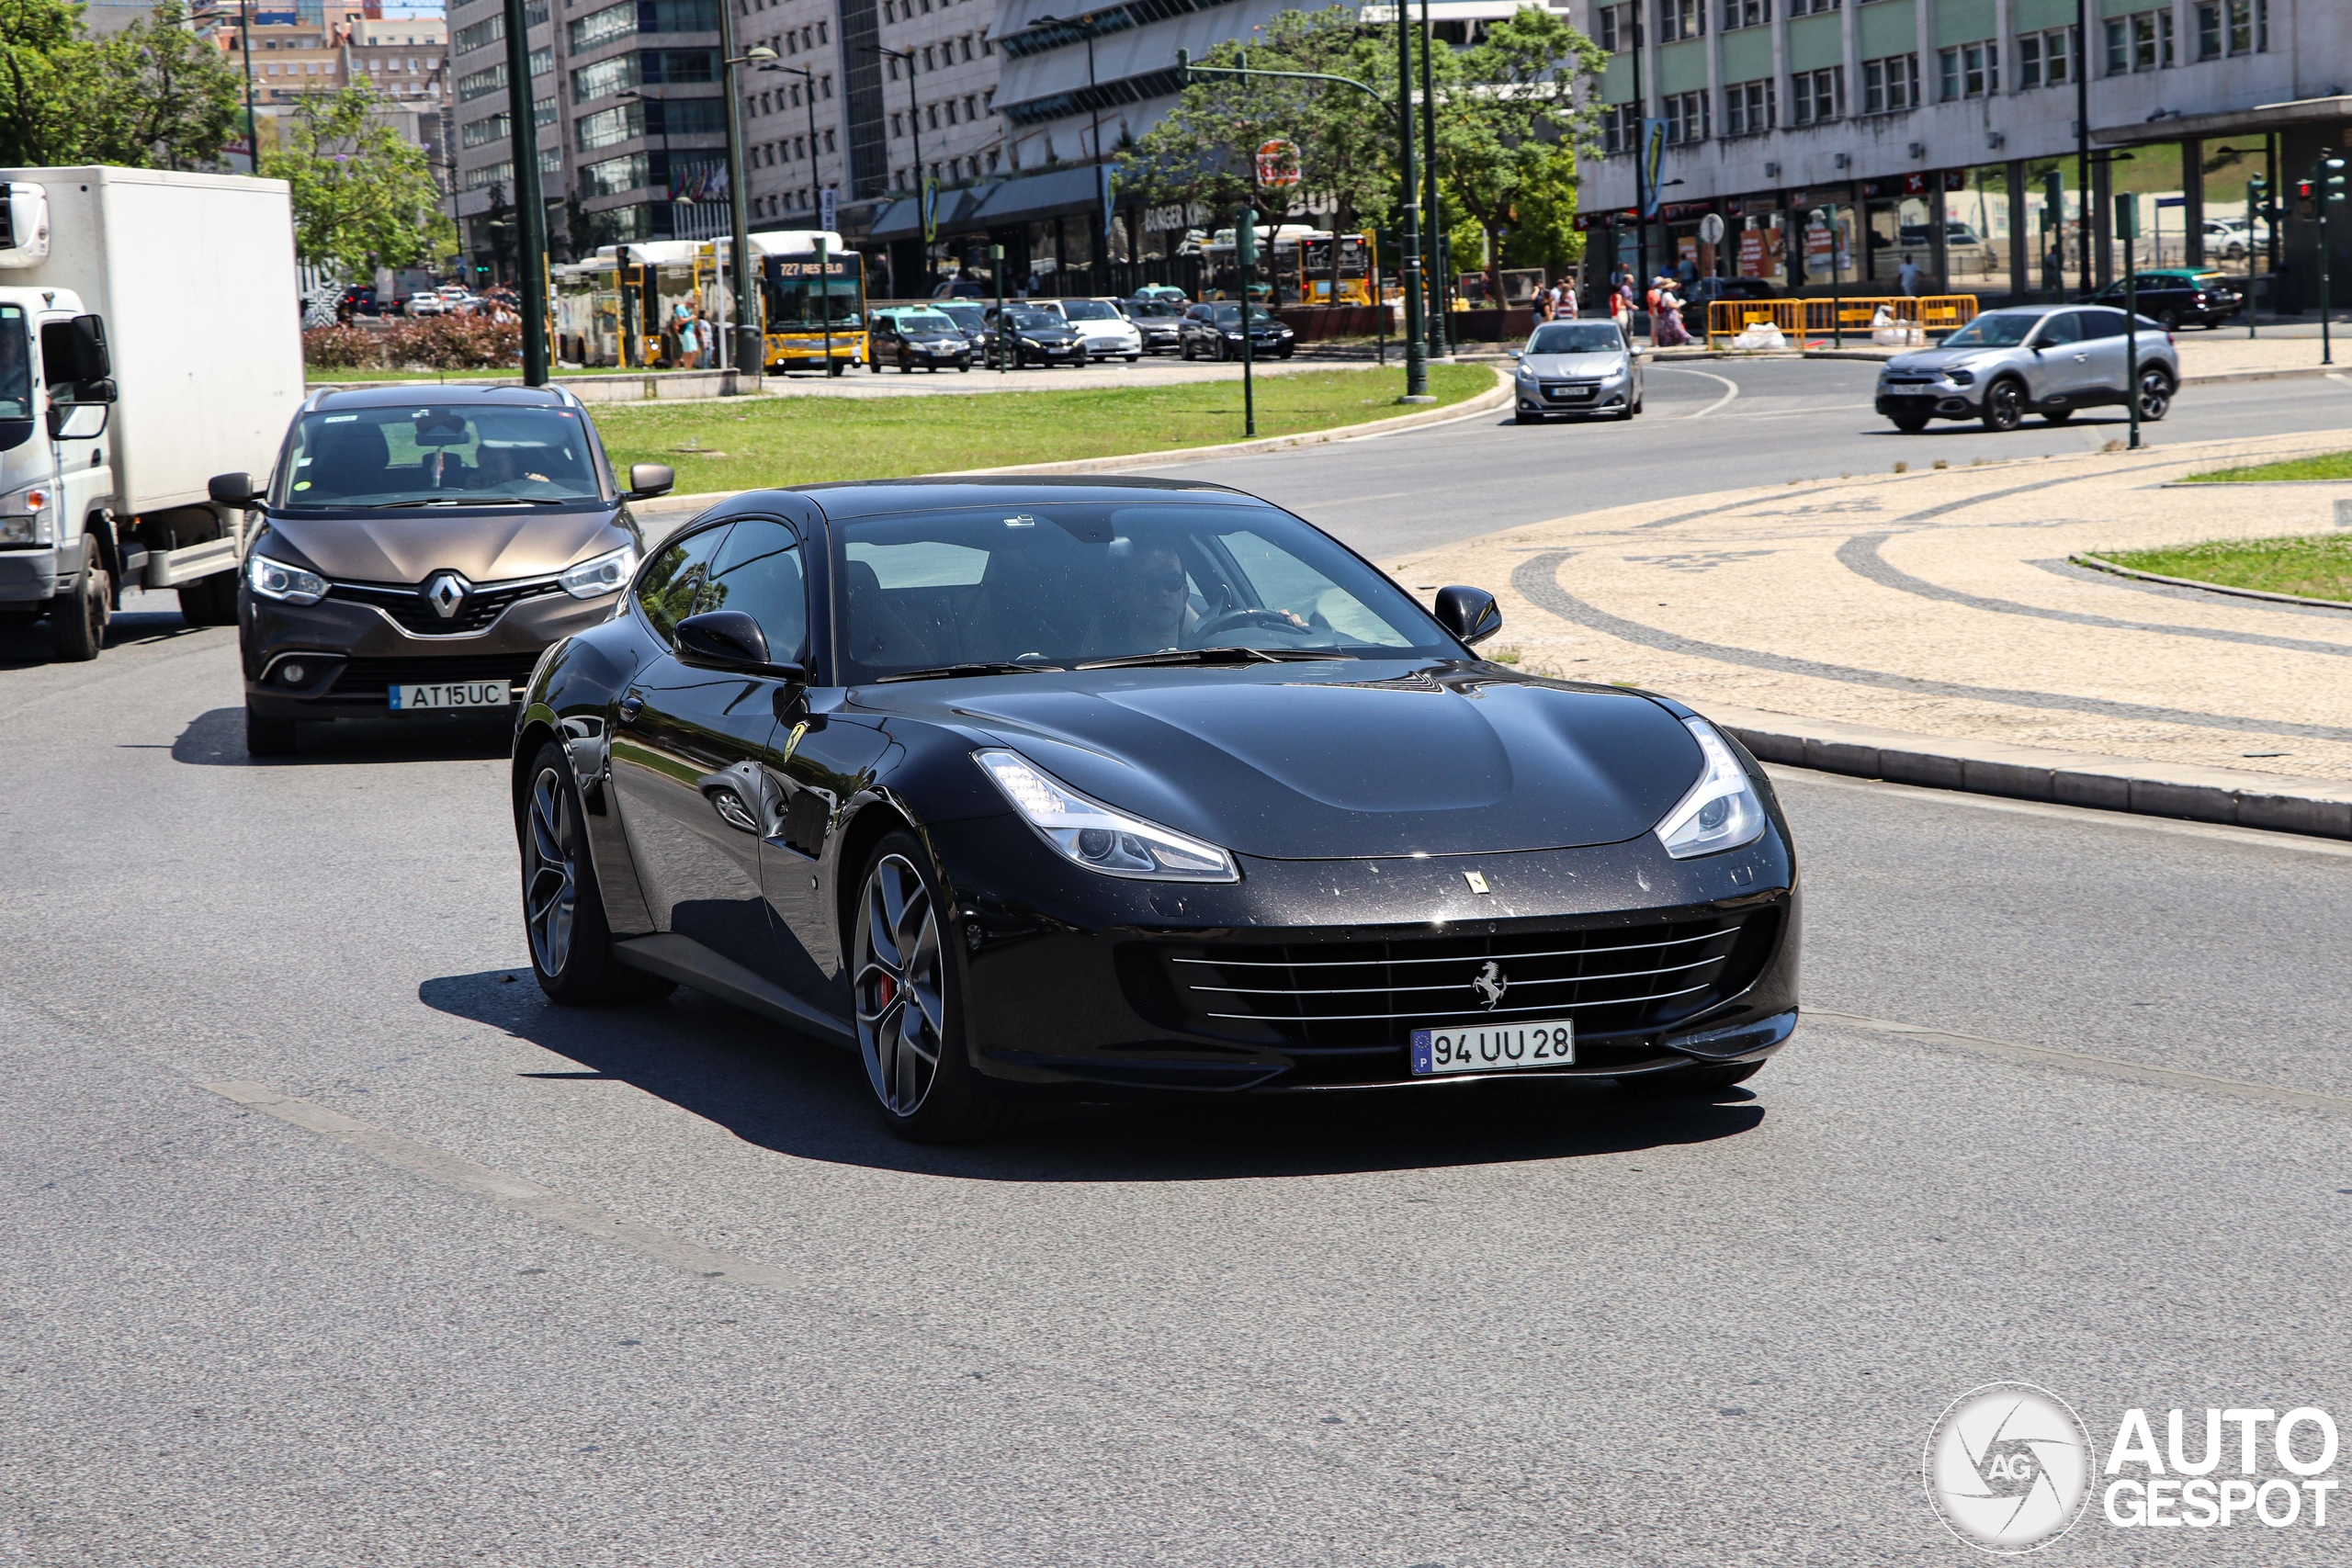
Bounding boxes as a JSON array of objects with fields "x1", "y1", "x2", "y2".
[
  {"x1": 424, "y1": 572, "x2": 468, "y2": 619},
  {"x1": 1471, "y1": 961, "x2": 1508, "y2": 1010}
]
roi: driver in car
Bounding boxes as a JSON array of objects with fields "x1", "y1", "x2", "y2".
[
  {"x1": 466, "y1": 445, "x2": 553, "y2": 491},
  {"x1": 1098, "y1": 539, "x2": 1196, "y2": 654}
]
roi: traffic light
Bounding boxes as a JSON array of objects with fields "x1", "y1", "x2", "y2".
[
  {"x1": 2323, "y1": 152, "x2": 2349, "y2": 207},
  {"x1": 2295, "y1": 177, "x2": 2317, "y2": 213},
  {"x1": 2041, "y1": 169, "x2": 2064, "y2": 214},
  {"x1": 1237, "y1": 209, "x2": 1258, "y2": 266}
]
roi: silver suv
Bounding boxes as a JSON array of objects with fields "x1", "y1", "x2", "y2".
[{"x1": 1875, "y1": 304, "x2": 2180, "y2": 434}]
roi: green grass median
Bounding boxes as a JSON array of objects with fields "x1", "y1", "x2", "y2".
[
  {"x1": 2178, "y1": 450, "x2": 2352, "y2": 483},
  {"x1": 594, "y1": 364, "x2": 1496, "y2": 491},
  {"x1": 2098, "y1": 535, "x2": 2352, "y2": 603}
]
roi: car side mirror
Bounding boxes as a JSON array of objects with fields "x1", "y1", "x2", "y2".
[
  {"x1": 625, "y1": 462, "x2": 674, "y2": 501},
  {"x1": 1432, "y1": 585, "x2": 1503, "y2": 648},
  {"x1": 676, "y1": 609, "x2": 804, "y2": 681},
  {"x1": 1510, "y1": 348, "x2": 1523, "y2": 359},
  {"x1": 209, "y1": 471, "x2": 261, "y2": 507}
]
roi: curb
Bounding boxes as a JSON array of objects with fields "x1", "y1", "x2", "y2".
[
  {"x1": 1703, "y1": 702, "x2": 2352, "y2": 840},
  {"x1": 2070, "y1": 551, "x2": 2352, "y2": 612},
  {"x1": 944, "y1": 367, "x2": 1510, "y2": 477}
]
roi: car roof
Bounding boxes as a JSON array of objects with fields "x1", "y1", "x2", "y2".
[
  {"x1": 301, "y1": 383, "x2": 583, "y2": 412},
  {"x1": 781, "y1": 475, "x2": 1251, "y2": 520}
]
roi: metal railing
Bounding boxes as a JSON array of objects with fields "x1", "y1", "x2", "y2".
[{"x1": 1705, "y1": 294, "x2": 1981, "y2": 348}]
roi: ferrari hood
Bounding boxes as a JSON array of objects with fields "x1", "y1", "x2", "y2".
[
  {"x1": 261, "y1": 506, "x2": 625, "y2": 586},
  {"x1": 882, "y1": 662, "x2": 1706, "y2": 859}
]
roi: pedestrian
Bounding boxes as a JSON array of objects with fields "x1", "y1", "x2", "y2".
[
  {"x1": 1655, "y1": 280, "x2": 1692, "y2": 347},
  {"x1": 673, "y1": 302, "x2": 701, "y2": 369},
  {"x1": 2041, "y1": 243, "x2": 2064, "y2": 297},
  {"x1": 1557, "y1": 281, "x2": 1578, "y2": 321},
  {"x1": 1897, "y1": 254, "x2": 1923, "y2": 297}
]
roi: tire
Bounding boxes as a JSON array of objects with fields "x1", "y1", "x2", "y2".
[
  {"x1": 829, "y1": 361, "x2": 845, "y2": 378},
  {"x1": 1979, "y1": 378, "x2": 2027, "y2": 432},
  {"x1": 1891, "y1": 414, "x2": 1930, "y2": 433},
  {"x1": 1180, "y1": 338, "x2": 1194, "y2": 361},
  {"x1": 1125, "y1": 354, "x2": 1140, "y2": 363},
  {"x1": 1277, "y1": 347, "x2": 1294, "y2": 359},
  {"x1": 1620, "y1": 1060, "x2": 1765, "y2": 1097},
  {"x1": 243, "y1": 705, "x2": 297, "y2": 757},
  {"x1": 1617, "y1": 400, "x2": 1636, "y2": 422},
  {"x1": 851, "y1": 830, "x2": 1010, "y2": 1143},
  {"x1": 869, "y1": 356, "x2": 881, "y2": 374},
  {"x1": 2155, "y1": 309, "x2": 2179, "y2": 332},
  {"x1": 518, "y1": 741, "x2": 675, "y2": 1006},
  {"x1": 51, "y1": 557, "x2": 107, "y2": 661},
  {"x1": 2040, "y1": 408, "x2": 2075, "y2": 424},
  {"x1": 2136, "y1": 368, "x2": 2174, "y2": 423}
]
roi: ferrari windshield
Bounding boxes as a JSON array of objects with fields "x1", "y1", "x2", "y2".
[
  {"x1": 277, "y1": 404, "x2": 605, "y2": 507},
  {"x1": 834, "y1": 502, "x2": 1453, "y2": 681}
]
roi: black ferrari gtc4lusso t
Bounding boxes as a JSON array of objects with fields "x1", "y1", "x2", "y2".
[{"x1": 512, "y1": 478, "x2": 1799, "y2": 1140}]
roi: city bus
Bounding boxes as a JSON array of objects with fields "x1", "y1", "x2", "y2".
[
  {"x1": 747, "y1": 229, "x2": 865, "y2": 375},
  {"x1": 555, "y1": 241, "x2": 714, "y2": 368},
  {"x1": 1201, "y1": 226, "x2": 1377, "y2": 306}
]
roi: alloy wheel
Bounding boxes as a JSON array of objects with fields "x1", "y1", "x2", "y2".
[
  {"x1": 854, "y1": 852, "x2": 946, "y2": 1116},
  {"x1": 1982, "y1": 379, "x2": 2024, "y2": 432},
  {"x1": 2137, "y1": 370, "x2": 2172, "y2": 422},
  {"x1": 525, "y1": 766, "x2": 577, "y2": 976}
]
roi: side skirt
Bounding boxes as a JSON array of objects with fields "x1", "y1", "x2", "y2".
[{"x1": 612, "y1": 931, "x2": 856, "y2": 1049}]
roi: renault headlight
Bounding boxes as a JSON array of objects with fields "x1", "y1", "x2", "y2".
[
  {"x1": 977, "y1": 749, "x2": 1237, "y2": 882},
  {"x1": 560, "y1": 542, "x2": 637, "y2": 599},
  {"x1": 246, "y1": 552, "x2": 326, "y2": 605},
  {"x1": 1655, "y1": 717, "x2": 1768, "y2": 860}
]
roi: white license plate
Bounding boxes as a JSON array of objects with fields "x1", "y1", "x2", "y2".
[
  {"x1": 390, "y1": 681, "x2": 511, "y2": 711},
  {"x1": 1410, "y1": 1019, "x2": 1576, "y2": 1076}
]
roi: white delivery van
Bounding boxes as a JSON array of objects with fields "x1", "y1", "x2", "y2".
[{"x1": 0, "y1": 167, "x2": 306, "y2": 659}]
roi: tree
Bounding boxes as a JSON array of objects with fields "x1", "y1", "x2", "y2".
[
  {"x1": 0, "y1": 0, "x2": 240, "y2": 168},
  {"x1": 1427, "y1": 9, "x2": 1603, "y2": 302},
  {"x1": 266, "y1": 82, "x2": 455, "y2": 277}
]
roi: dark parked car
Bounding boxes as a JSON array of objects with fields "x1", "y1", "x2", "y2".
[
  {"x1": 2084, "y1": 269, "x2": 2243, "y2": 331},
  {"x1": 1117, "y1": 297, "x2": 1186, "y2": 355},
  {"x1": 510, "y1": 477, "x2": 1801, "y2": 1141},
  {"x1": 219, "y1": 384, "x2": 672, "y2": 756},
  {"x1": 933, "y1": 299, "x2": 988, "y2": 348},
  {"x1": 335, "y1": 286, "x2": 379, "y2": 318},
  {"x1": 865, "y1": 307, "x2": 974, "y2": 373},
  {"x1": 981, "y1": 305, "x2": 1088, "y2": 367},
  {"x1": 1178, "y1": 301, "x2": 1296, "y2": 360}
]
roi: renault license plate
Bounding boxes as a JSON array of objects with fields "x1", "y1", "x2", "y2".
[
  {"x1": 1410, "y1": 1020, "x2": 1575, "y2": 1076},
  {"x1": 390, "y1": 681, "x2": 510, "y2": 711}
]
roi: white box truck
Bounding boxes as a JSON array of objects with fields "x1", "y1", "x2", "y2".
[{"x1": 0, "y1": 166, "x2": 306, "y2": 660}]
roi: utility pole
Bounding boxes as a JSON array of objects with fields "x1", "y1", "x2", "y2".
[
  {"x1": 498, "y1": 0, "x2": 548, "y2": 384},
  {"x1": 2117, "y1": 191, "x2": 2141, "y2": 450},
  {"x1": 1631, "y1": 6, "x2": 1647, "y2": 327},
  {"x1": 2075, "y1": 0, "x2": 2091, "y2": 296},
  {"x1": 1419, "y1": 0, "x2": 1444, "y2": 361},
  {"x1": 2320, "y1": 150, "x2": 2346, "y2": 366},
  {"x1": 1393, "y1": 4, "x2": 1429, "y2": 400},
  {"x1": 237, "y1": 3, "x2": 258, "y2": 175},
  {"x1": 717, "y1": 20, "x2": 777, "y2": 383},
  {"x1": 866, "y1": 45, "x2": 923, "y2": 288},
  {"x1": 1238, "y1": 201, "x2": 1258, "y2": 437}
]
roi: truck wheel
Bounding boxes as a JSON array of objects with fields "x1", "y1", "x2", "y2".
[
  {"x1": 51, "y1": 559, "x2": 108, "y2": 661},
  {"x1": 244, "y1": 705, "x2": 298, "y2": 757}
]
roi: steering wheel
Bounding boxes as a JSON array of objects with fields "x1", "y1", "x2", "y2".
[{"x1": 1190, "y1": 606, "x2": 1307, "y2": 644}]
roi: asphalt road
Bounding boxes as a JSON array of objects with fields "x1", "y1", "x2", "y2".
[{"x1": 6, "y1": 367, "x2": 2351, "y2": 1563}]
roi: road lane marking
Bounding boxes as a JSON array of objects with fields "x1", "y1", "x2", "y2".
[
  {"x1": 201, "y1": 1080, "x2": 803, "y2": 1292},
  {"x1": 1762, "y1": 764, "x2": 2352, "y2": 859},
  {"x1": 1649, "y1": 366, "x2": 1741, "y2": 420},
  {"x1": 1811, "y1": 1012, "x2": 2352, "y2": 1116}
]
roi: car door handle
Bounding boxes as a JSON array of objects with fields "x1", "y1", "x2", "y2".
[
  {"x1": 2073, "y1": 353, "x2": 2088, "y2": 362},
  {"x1": 617, "y1": 691, "x2": 645, "y2": 725}
]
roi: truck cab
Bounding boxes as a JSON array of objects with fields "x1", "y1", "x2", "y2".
[{"x1": 0, "y1": 286, "x2": 120, "y2": 658}]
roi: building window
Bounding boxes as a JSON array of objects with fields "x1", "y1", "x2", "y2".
[
  {"x1": 2018, "y1": 28, "x2": 2073, "y2": 87},
  {"x1": 1657, "y1": 0, "x2": 1702, "y2": 44},
  {"x1": 1938, "y1": 40, "x2": 1996, "y2": 100},
  {"x1": 1861, "y1": 52, "x2": 1917, "y2": 113},
  {"x1": 1661, "y1": 88, "x2": 1707, "y2": 144},
  {"x1": 2105, "y1": 9, "x2": 2174, "y2": 74},
  {"x1": 1600, "y1": 101, "x2": 1639, "y2": 154},
  {"x1": 1724, "y1": 77, "x2": 1772, "y2": 135},
  {"x1": 1721, "y1": 0, "x2": 1767, "y2": 27},
  {"x1": 2199, "y1": 0, "x2": 2268, "y2": 57},
  {"x1": 1786, "y1": 0, "x2": 1837, "y2": 13},
  {"x1": 1790, "y1": 64, "x2": 1842, "y2": 124},
  {"x1": 1595, "y1": 4, "x2": 1629, "y2": 52}
]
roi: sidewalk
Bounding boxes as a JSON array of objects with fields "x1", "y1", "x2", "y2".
[{"x1": 1396, "y1": 427, "x2": 2352, "y2": 827}]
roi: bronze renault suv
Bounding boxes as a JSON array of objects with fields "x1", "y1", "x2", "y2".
[{"x1": 214, "y1": 385, "x2": 673, "y2": 755}]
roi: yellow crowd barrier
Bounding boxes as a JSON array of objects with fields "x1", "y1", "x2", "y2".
[{"x1": 1705, "y1": 294, "x2": 1981, "y2": 348}]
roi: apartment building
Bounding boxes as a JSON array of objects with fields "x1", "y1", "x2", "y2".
[
  {"x1": 193, "y1": 3, "x2": 451, "y2": 182},
  {"x1": 1568, "y1": 0, "x2": 2350, "y2": 305},
  {"x1": 448, "y1": 0, "x2": 740, "y2": 276}
]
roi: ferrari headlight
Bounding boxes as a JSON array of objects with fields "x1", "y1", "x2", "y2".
[
  {"x1": 560, "y1": 542, "x2": 638, "y2": 599},
  {"x1": 976, "y1": 749, "x2": 1237, "y2": 882},
  {"x1": 1656, "y1": 717, "x2": 1768, "y2": 860},
  {"x1": 246, "y1": 552, "x2": 326, "y2": 605}
]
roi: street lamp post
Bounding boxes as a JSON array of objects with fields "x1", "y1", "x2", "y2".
[
  {"x1": 2075, "y1": 0, "x2": 2091, "y2": 295},
  {"x1": 236, "y1": 3, "x2": 259, "y2": 175},
  {"x1": 497, "y1": 0, "x2": 550, "y2": 383},
  {"x1": 716, "y1": 35, "x2": 778, "y2": 380},
  {"x1": 1419, "y1": 0, "x2": 1447, "y2": 360},
  {"x1": 865, "y1": 44, "x2": 924, "y2": 292},
  {"x1": 1031, "y1": 16, "x2": 1109, "y2": 292}
]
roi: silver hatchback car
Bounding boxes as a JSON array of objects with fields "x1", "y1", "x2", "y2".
[
  {"x1": 1510, "y1": 319, "x2": 1645, "y2": 423},
  {"x1": 1875, "y1": 304, "x2": 2180, "y2": 433}
]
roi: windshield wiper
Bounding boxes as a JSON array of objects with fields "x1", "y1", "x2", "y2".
[
  {"x1": 337, "y1": 495, "x2": 583, "y2": 509},
  {"x1": 874, "y1": 660, "x2": 1065, "y2": 682},
  {"x1": 1077, "y1": 646, "x2": 1345, "y2": 671}
]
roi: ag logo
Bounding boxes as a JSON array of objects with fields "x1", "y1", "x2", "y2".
[{"x1": 1924, "y1": 1382, "x2": 2093, "y2": 1552}]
